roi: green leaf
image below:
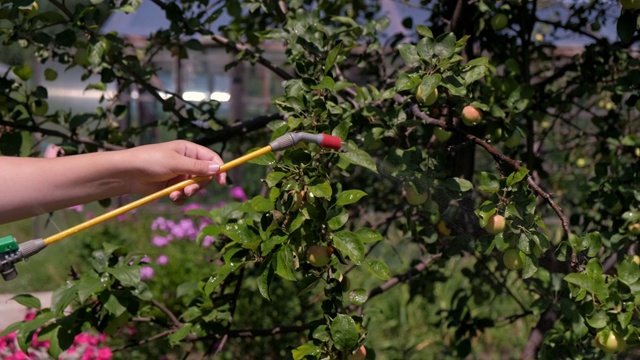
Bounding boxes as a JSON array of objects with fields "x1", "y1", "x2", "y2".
[
  {"x1": 349, "y1": 288, "x2": 368, "y2": 306},
  {"x1": 434, "y1": 32, "x2": 456, "y2": 58},
  {"x1": 333, "y1": 230, "x2": 365, "y2": 264},
  {"x1": 308, "y1": 180, "x2": 332, "y2": 198},
  {"x1": 363, "y1": 259, "x2": 390, "y2": 280},
  {"x1": 417, "y1": 74, "x2": 441, "y2": 100},
  {"x1": 355, "y1": 227, "x2": 383, "y2": 243},
  {"x1": 250, "y1": 196, "x2": 273, "y2": 212},
  {"x1": 464, "y1": 65, "x2": 487, "y2": 84},
  {"x1": 169, "y1": 323, "x2": 193, "y2": 346},
  {"x1": 339, "y1": 146, "x2": 378, "y2": 173},
  {"x1": 416, "y1": 37, "x2": 435, "y2": 61},
  {"x1": 224, "y1": 222, "x2": 260, "y2": 247},
  {"x1": 204, "y1": 262, "x2": 242, "y2": 296},
  {"x1": 10, "y1": 294, "x2": 41, "y2": 310},
  {"x1": 564, "y1": 273, "x2": 608, "y2": 299},
  {"x1": 336, "y1": 190, "x2": 367, "y2": 206},
  {"x1": 292, "y1": 342, "x2": 321, "y2": 360},
  {"x1": 328, "y1": 208, "x2": 349, "y2": 230},
  {"x1": 266, "y1": 171, "x2": 286, "y2": 187},
  {"x1": 51, "y1": 283, "x2": 78, "y2": 317},
  {"x1": 395, "y1": 72, "x2": 420, "y2": 92},
  {"x1": 275, "y1": 245, "x2": 297, "y2": 281},
  {"x1": 416, "y1": 25, "x2": 433, "y2": 38},
  {"x1": 586, "y1": 310, "x2": 607, "y2": 329},
  {"x1": 257, "y1": 260, "x2": 274, "y2": 301},
  {"x1": 312, "y1": 76, "x2": 335, "y2": 91},
  {"x1": 330, "y1": 314, "x2": 359, "y2": 351},
  {"x1": 617, "y1": 11, "x2": 636, "y2": 43},
  {"x1": 183, "y1": 39, "x2": 203, "y2": 50},
  {"x1": 477, "y1": 172, "x2": 500, "y2": 193},
  {"x1": 397, "y1": 43, "x2": 421, "y2": 67},
  {"x1": 506, "y1": 167, "x2": 529, "y2": 186},
  {"x1": 103, "y1": 293, "x2": 127, "y2": 317},
  {"x1": 444, "y1": 177, "x2": 473, "y2": 192},
  {"x1": 249, "y1": 151, "x2": 276, "y2": 166},
  {"x1": 76, "y1": 276, "x2": 106, "y2": 303},
  {"x1": 325, "y1": 44, "x2": 341, "y2": 73},
  {"x1": 106, "y1": 266, "x2": 140, "y2": 287},
  {"x1": 618, "y1": 259, "x2": 640, "y2": 285}
]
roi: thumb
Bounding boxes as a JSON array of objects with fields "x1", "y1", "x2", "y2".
[
  {"x1": 189, "y1": 159, "x2": 220, "y2": 176},
  {"x1": 171, "y1": 156, "x2": 220, "y2": 176}
]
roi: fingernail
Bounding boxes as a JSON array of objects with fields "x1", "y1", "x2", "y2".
[{"x1": 209, "y1": 164, "x2": 220, "y2": 174}]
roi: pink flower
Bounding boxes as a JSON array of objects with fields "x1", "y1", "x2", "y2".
[
  {"x1": 140, "y1": 256, "x2": 150, "y2": 264},
  {"x1": 202, "y1": 236, "x2": 215, "y2": 247},
  {"x1": 23, "y1": 311, "x2": 36, "y2": 321},
  {"x1": 151, "y1": 235, "x2": 170, "y2": 247},
  {"x1": 230, "y1": 186, "x2": 248, "y2": 202},
  {"x1": 97, "y1": 347, "x2": 113, "y2": 360},
  {"x1": 183, "y1": 203, "x2": 204, "y2": 212},
  {"x1": 140, "y1": 266, "x2": 154, "y2": 280},
  {"x1": 151, "y1": 217, "x2": 169, "y2": 232},
  {"x1": 156, "y1": 254, "x2": 169, "y2": 265}
]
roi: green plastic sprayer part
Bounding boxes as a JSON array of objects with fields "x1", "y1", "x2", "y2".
[
  {"x1": 0, "y1": 236, "x2": 46, "y2": 281},
  {"x1": 0, "y1": 132, "x2": 345, "y2": 281}
]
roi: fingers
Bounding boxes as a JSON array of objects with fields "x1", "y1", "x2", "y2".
[{"x1": 168, "y1": 176, "x2": 214, "y2": 205}]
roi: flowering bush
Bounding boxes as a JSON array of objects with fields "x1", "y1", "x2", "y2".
[{"x1": 0, "y1": 311, "x2": 111, "y2": 360}]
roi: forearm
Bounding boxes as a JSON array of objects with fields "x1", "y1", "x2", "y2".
[{"x1": 0, "y1": 151, "x2": 130, "y2": 224}]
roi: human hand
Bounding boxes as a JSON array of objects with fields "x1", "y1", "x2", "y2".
[{"x1": 122, "y1": 140, "x2": 226, "y2": 205}]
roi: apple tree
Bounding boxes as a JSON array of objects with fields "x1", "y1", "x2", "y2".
[{"x1": 1, "y1": 0, "x2": 640, "y2": 359}]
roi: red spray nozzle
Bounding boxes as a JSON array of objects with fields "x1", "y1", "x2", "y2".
[
  {"x1": 269, "y1": 132, "x2": 345, "y2": 152},
  {"x1": 320, "y1": 134, "x2": 343, "y2": 150}
]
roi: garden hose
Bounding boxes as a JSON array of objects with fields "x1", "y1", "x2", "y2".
[{"x1": 0, "y1": 132, "x2": 344, "y2": 281}]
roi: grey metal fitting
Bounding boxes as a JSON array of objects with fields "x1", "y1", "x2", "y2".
[
  {"x1": 0, "y1": 239, "x2": 46, "y2": 281},
  {"x1": 269, "y1": 132, "x2": 324, "y2": 152}
]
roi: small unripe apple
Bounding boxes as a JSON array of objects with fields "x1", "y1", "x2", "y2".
[
  {"x1": 433, "y1": 127, "x2": 452, "y2": 142},
  {"x1": 595, "y1": 330, "x2": 627, "y2": 354},
  {"x1": 503, "y1": 132, "x2": 521, "y2": 148},
  {"x1": 635, "y1": 147, "x2": 640, "y2": 157},
  {"x1": 590, "y1": 22, "x2": 601, "y2": 32},
  {"x1": 632, "y1": 255, "x2": 640, "y2": 265},
  {"x1": 417, "y1": 87, "x2": 438, "y2": 106},
  {"x1": 403, "y1": 182, "x2": 428, "y2": 206},
  {"x1": 534, "y1": 33, "x2": 544, "y2": 42},
  {"x1": 461, "y1": 106, "x2": 481, "y2": 126},
  {"x1": 490, "y1": 13, "x2": 508, "y2": 31},
  {"x1": 503, "y1": 249, "x2": 523, "y2": 270},
  {"x1": 484, "y1": 214, "x2": 506, "y2": 235},
  {"x1": 576, "y1": 158, "x2": 587, "y2": 168},
  {"x1": 347, "y1": 345, "x2": 367, "y2": 360},
  {"x1": 629, "y1": 223, "x2": 640, "y2": 235},
  {"x1": 437, "y1": 221, "x2": 452, "y2": 236},
  {"x1": 307, "y1": 245, "x2": 331, "y2": 267}
]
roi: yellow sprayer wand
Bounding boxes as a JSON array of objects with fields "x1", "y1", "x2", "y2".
[{"x1": 0, "y1": 132, "x2": 344, "y2": 280}]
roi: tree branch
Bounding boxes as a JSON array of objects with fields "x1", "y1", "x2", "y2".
[
  {"x1": 0, "y1": 119, "x2": 126, "y2": 151},
  {"x1": 194, "y1": 113, "x2": 284, "y2": 146}
]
